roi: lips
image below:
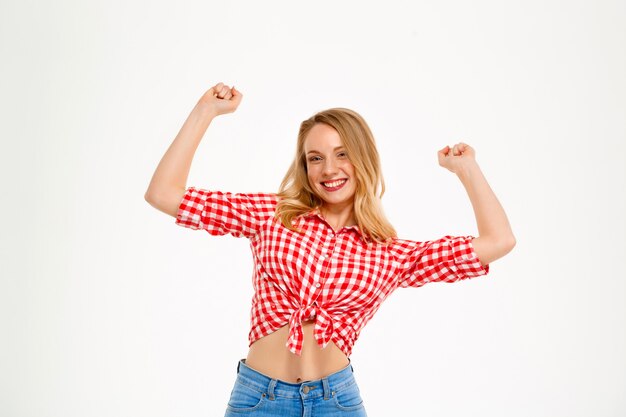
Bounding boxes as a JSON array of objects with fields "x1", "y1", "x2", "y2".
[{"x1": 321, "y1": 179, "x2": 347, "y2": 191}]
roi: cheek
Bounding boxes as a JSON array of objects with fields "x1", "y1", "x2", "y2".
[
  {"x1": 343, "y1": 162, "x2": 355, "y2": 177},
  {"x1": 306, "y1": 166, "x2": 317, "y2": 185}
]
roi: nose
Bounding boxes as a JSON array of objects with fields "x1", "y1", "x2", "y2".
[{"x1": 322, "y1": 159, "x2": 339, "y2": 176}]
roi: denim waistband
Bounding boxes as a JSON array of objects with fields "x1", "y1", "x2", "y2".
[{"x1": 235, "y1": 358, "x2": 356, "y2": 401}]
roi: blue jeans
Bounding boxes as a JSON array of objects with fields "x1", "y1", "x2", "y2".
[{"x1": 224, "y1": 359, "x2": 368, "y2": 416}]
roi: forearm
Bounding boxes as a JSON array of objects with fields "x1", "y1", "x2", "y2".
[
  {"x1": 456, "y1": 161, "x2": 515, "y2": 262},
  {"x1": 144, "y1": 82, "x2": 241, "y2": 217},
  {"x1": 145, "y1": 102, "x2": 217, "y2": 200}
]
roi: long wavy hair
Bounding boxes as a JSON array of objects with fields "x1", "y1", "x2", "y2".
[{"x1": 275, "y1": 108, "x2": 396, "y2": 243}]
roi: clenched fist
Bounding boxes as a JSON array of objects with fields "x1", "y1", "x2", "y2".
[
  {"x1": 437, "y1": 142, "x2": 477, "y2": 174},
  {"x1": 197, "y1": 82, "x2": 243, "y2": 116}
]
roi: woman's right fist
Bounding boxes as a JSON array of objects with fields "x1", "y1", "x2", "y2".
[{"x1": 198, "y1": 82, "x2": 243, "y2": 116}]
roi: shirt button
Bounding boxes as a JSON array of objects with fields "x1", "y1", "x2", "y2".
[{"x1": 315, "y1": 283, "x2": 321, "y2": 288}]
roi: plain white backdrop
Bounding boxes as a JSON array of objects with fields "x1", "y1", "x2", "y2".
[{"x1": 1, "y1": 0, "x2": 625, "y2": 416}]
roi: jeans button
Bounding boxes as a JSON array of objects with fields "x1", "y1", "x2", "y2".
[{"x1": 303, "y1": 385, "x2": 310, "y2": 394}]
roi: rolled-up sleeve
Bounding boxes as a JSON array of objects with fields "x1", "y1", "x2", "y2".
[
  {"x1": 390, "y1": 235, "x2": 489, "y2": 288},
  {"x1": 175, "y1": 187, "x2": 277, "y2": 239}
]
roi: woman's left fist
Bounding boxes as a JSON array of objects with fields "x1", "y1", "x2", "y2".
[{"x1": 437, "y1": 142, "x2": 476, "y2": 174}]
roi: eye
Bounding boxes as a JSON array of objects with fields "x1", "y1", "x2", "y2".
[
  {"x1": 308, "y1": 155, "x2": 322, "y2": 162},
  {"x1": 337, "y1": 151, "x2": 348, "y2": 158}
]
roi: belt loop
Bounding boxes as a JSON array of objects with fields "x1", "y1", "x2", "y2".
[
  {"x1": 322, "y1": 377, "x2": 331, "y2": 400},
  {"x1": 267, "y1": 379, "x2": 277, "y2": 401}
]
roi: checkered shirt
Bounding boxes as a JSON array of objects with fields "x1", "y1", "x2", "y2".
[{"x1": 175, "y1": 187, "x2": 490, "y2": 357}]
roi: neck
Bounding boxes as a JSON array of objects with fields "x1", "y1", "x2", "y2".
[{"x1": 320, "y1": 203, "x2": 355, "y2": 231}]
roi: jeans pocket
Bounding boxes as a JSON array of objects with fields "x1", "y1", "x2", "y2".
[
  {"x1": 333, "y1": 381, "x2": 365, "y2": 411},
  {"x1": 226, "y1": 380, "x2": 267, "y2": 413}
]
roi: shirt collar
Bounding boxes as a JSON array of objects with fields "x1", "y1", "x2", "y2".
[{"x1": 302, "y1": 207, "x2": 369, "y2": 243}]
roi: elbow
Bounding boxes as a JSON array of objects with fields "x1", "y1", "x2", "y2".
[
  {"x1": 486, "y1": 234, "x2": 516, "y2": 264},
  {"x1": 509, "y1": 234, "x2": 517, "y2": 250},
  {"x1": 144, "y1": 187, "x2": 186, "y2": 218},
  {"x1": 144, "y1": 188, "x2": 166, "y2": 209},
  {"x1": 144, "y1": 189, "x2": 157, "y2": 206},
  {"x1": 499, "y1": 234, "x2": 516, "y2": 256},
  {"x1": 472, "y1": 233, "x2": 516, "y2": 265}
]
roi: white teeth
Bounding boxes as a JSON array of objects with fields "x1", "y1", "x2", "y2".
[{"x1": 323, "y1": 179, "x2": 346, "y2": 188}]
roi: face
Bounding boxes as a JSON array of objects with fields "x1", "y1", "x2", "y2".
[{"x1": 304, "y1": 123, "x2": 357, "y2": 212}]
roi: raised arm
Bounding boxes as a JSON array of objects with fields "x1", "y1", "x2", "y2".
[
  {"x1": 438, "y1": 143, "x2": 516, "y2": 266},
  {"x1": 144, "y1": 82, "x2": 242, "y2": 217}
]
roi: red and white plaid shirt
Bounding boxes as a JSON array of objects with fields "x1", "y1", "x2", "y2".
[{"x1": 175, "y1": 187, "x2": 489, "y2": 357}]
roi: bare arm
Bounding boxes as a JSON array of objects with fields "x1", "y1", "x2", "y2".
[
  {"x1": 144, "y1": 82, "x2": 242, "y2": 217},
  {"x1": 438, "y1": 143, "x2": 516, "y2": 266}
]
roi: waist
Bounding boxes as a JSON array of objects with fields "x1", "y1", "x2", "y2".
[
  {"x1": 245, "y1": 321, "x2": 350, "y2": 383},
  {"x1": 235, "y1": 358, "x2": 356, "y2": 399}
]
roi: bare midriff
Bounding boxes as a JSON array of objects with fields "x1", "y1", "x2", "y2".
[{"x1": 245, "y1": 319, "x2": 350, "y2": 383}]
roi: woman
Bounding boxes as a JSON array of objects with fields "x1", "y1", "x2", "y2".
[{"x1": 145, "y1": 82, "x2": 516, "y2": 416}]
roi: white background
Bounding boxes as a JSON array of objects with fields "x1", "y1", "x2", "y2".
[{"x1": 1, "y1": 1, "x2": 625, "y2": 416}]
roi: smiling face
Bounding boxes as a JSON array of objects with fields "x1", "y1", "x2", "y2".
[{"x1": 304, "y1": 123, "x2": 357, "y2": 214}]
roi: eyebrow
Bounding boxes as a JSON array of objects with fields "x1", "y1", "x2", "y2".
[{"x1": 306, "y1": 146, "x2": 345, "y2": 155}]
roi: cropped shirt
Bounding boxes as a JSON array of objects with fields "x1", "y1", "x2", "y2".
[{"x1": 175, "y1": 187, "x2": 490, "y2": 357}]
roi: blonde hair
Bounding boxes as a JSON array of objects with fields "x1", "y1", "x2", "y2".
[{"x1": 275, "y1": 108, "x2": 396, "y2": 242}]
